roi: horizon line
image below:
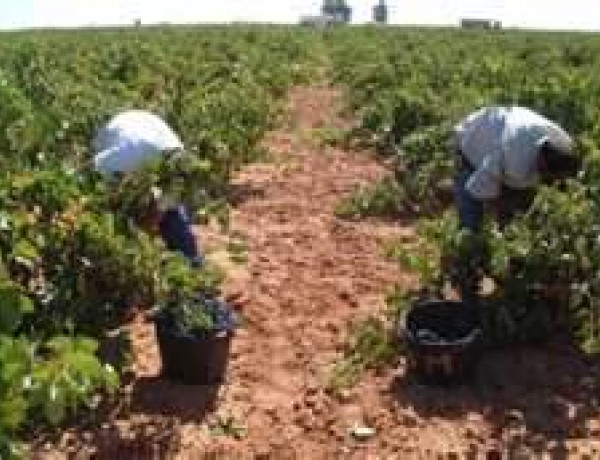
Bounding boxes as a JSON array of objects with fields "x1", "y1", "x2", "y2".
[{"x1": 1, "y1": 21, "x2": 599, "y2": 33}]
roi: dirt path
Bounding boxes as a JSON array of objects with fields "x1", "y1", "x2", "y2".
[
  {"x1": 36, "y1": 86, "x2": 600, "y2": 459},
  {"x1": 191, "y1": 86, "x2": 417, "y2": 457},
  {"x1": 34, "y1": 86, "x2": 412, "y2": 458}
]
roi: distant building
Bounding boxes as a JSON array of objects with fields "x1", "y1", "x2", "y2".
[
  {"x1": 460, "y1": 18, "x2": 502, "y2": 30},
  {"x1": 373, "y1": 0, "x2": 388, "y2": 24},
  {"x1": 300, "y1": 0, "x2": 352, "y2": 27},
  {"x1": 321, "y1": 0, "x2": 352, "y2": 24}
]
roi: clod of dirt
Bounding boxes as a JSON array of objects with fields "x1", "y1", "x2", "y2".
[{"x1": 505, "y1": 409, "x2": 525, "y2": 425}]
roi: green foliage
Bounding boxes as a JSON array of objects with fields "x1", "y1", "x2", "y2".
[
  {"x1": 27, "y1": 336, "x2": 119, "y2": 427},
  {"x1": 208, "y1": 414, "x2": 248, "y2": 440},
  {"x1": 329, "y1": 28, "x2": 600, "y2": 215},
  {"x1": 153, "y1": 254, "x2": 225, "y2": 335},
  {"x1": 311, "y1": 126, "x2": 348, "y2": 148},
  {"x1": 385, "y1": 286, "x2": 413, "y2": 323},
  {"x1": 330, "y1": 317, "x2": 399, "y2": 390},
  {"x1": 335, "y1": 178, "x2": 404, "y2": 219},
  {"x1": 0, "y1": 280, "x2": 34, "y2": 335},
  {"x1": 329, "y1": 27, "x2": 600, "y2": 352},
  {"x1": 384, "y1": 239, "x2": 439, "y2": 286},
  {"x1": 226, "y1": 233, "x2": 249, "y2": 264},
  {"x1": 0, "y1": 25, "x2": 316, "y2": 452}
]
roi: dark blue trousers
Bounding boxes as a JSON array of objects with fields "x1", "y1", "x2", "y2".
[
  {"x1": 454, "y1": 166, "x2": 535, "y2": 231},
  {"x1": 159, "y1": 205, "x2": 204, "y2": 268}
]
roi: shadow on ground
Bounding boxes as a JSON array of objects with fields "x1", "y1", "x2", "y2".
[
  {"x1": 227, "y1": 181, "x2": 267, "y2": 207},
  {"x1": 129, "y1": 376, "x2": 219, "y2": 420},
  {"x1": 31, "y1": 376, "x2": 221, "y2": 459},
  {"x1": 389, "y1": 342, "x2": 600, "y2": 456}
]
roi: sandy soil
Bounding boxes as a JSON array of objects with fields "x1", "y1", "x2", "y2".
[{"x1": 32, "y1": 87, "x2": 600, "y2": 459}]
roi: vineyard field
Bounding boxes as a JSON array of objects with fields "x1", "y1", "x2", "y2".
[{"x1": 1, "y1": 25, "x2": 599, "y2": 458}]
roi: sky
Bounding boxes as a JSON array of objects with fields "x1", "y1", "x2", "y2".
[{"x1": 1, "y1": 0, "x2": 600, "y2": 31}]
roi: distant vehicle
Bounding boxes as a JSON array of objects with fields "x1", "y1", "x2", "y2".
[{"x1": 460, "y1": 18, "x2": 502, "y2": 30}]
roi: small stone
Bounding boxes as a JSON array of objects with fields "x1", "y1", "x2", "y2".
[
  {"x1": 546, "y1": 440, "x2": 559, "y2": 452},
  {"x1": 338, "y1": 389, "x2": 353, "y2": 402},
  {"x1": 338, "y1": 446, "x2": 352, "y2": 455},
  {"x1": 350, "y1": 426, "x2": 376, "y2": 441},
  {"x1": 587, "y1": 419, "x2": 600, "y2": 436},
  {"x1": 467, "y1": 412, "x2": 484, "y2": 423},
  {"x1": 505, "y1": 409, "x2": 525, "y2": 425}
]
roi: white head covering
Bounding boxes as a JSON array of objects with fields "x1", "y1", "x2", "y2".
[{"x1": 93, "y1": 110, "x2": 184, "y2": 175}]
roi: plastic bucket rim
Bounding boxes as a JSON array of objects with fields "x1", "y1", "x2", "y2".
[
  {"x1": 400, "y1": 299, "x2": 480, "y2": 339},
  {"x1": 154, "y1": 313, "x2": 236, "y2": 341}
]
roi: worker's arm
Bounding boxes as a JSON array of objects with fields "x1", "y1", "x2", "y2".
[
  {"x1": 465, "y1": 154, "x2": 502, "y2": 202},
  {"x1": 463, "y1": 153, "x2": 505, "y2": 230}
]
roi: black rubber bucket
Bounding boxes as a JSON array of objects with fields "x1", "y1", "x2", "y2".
[
  {"x1": 155, "y1": 315, "x2": 233, "y2": 385},
  {"x1": 399, "y1": 300, "x2": 483, "y2": 385}
]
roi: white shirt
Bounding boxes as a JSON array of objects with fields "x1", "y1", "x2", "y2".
[
  {"x1": 93, "y1": 110, "x2": 184, "y2": 175},
  {"x1": 454, "y1": 106, "x2": 573, "y2": 200}
]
